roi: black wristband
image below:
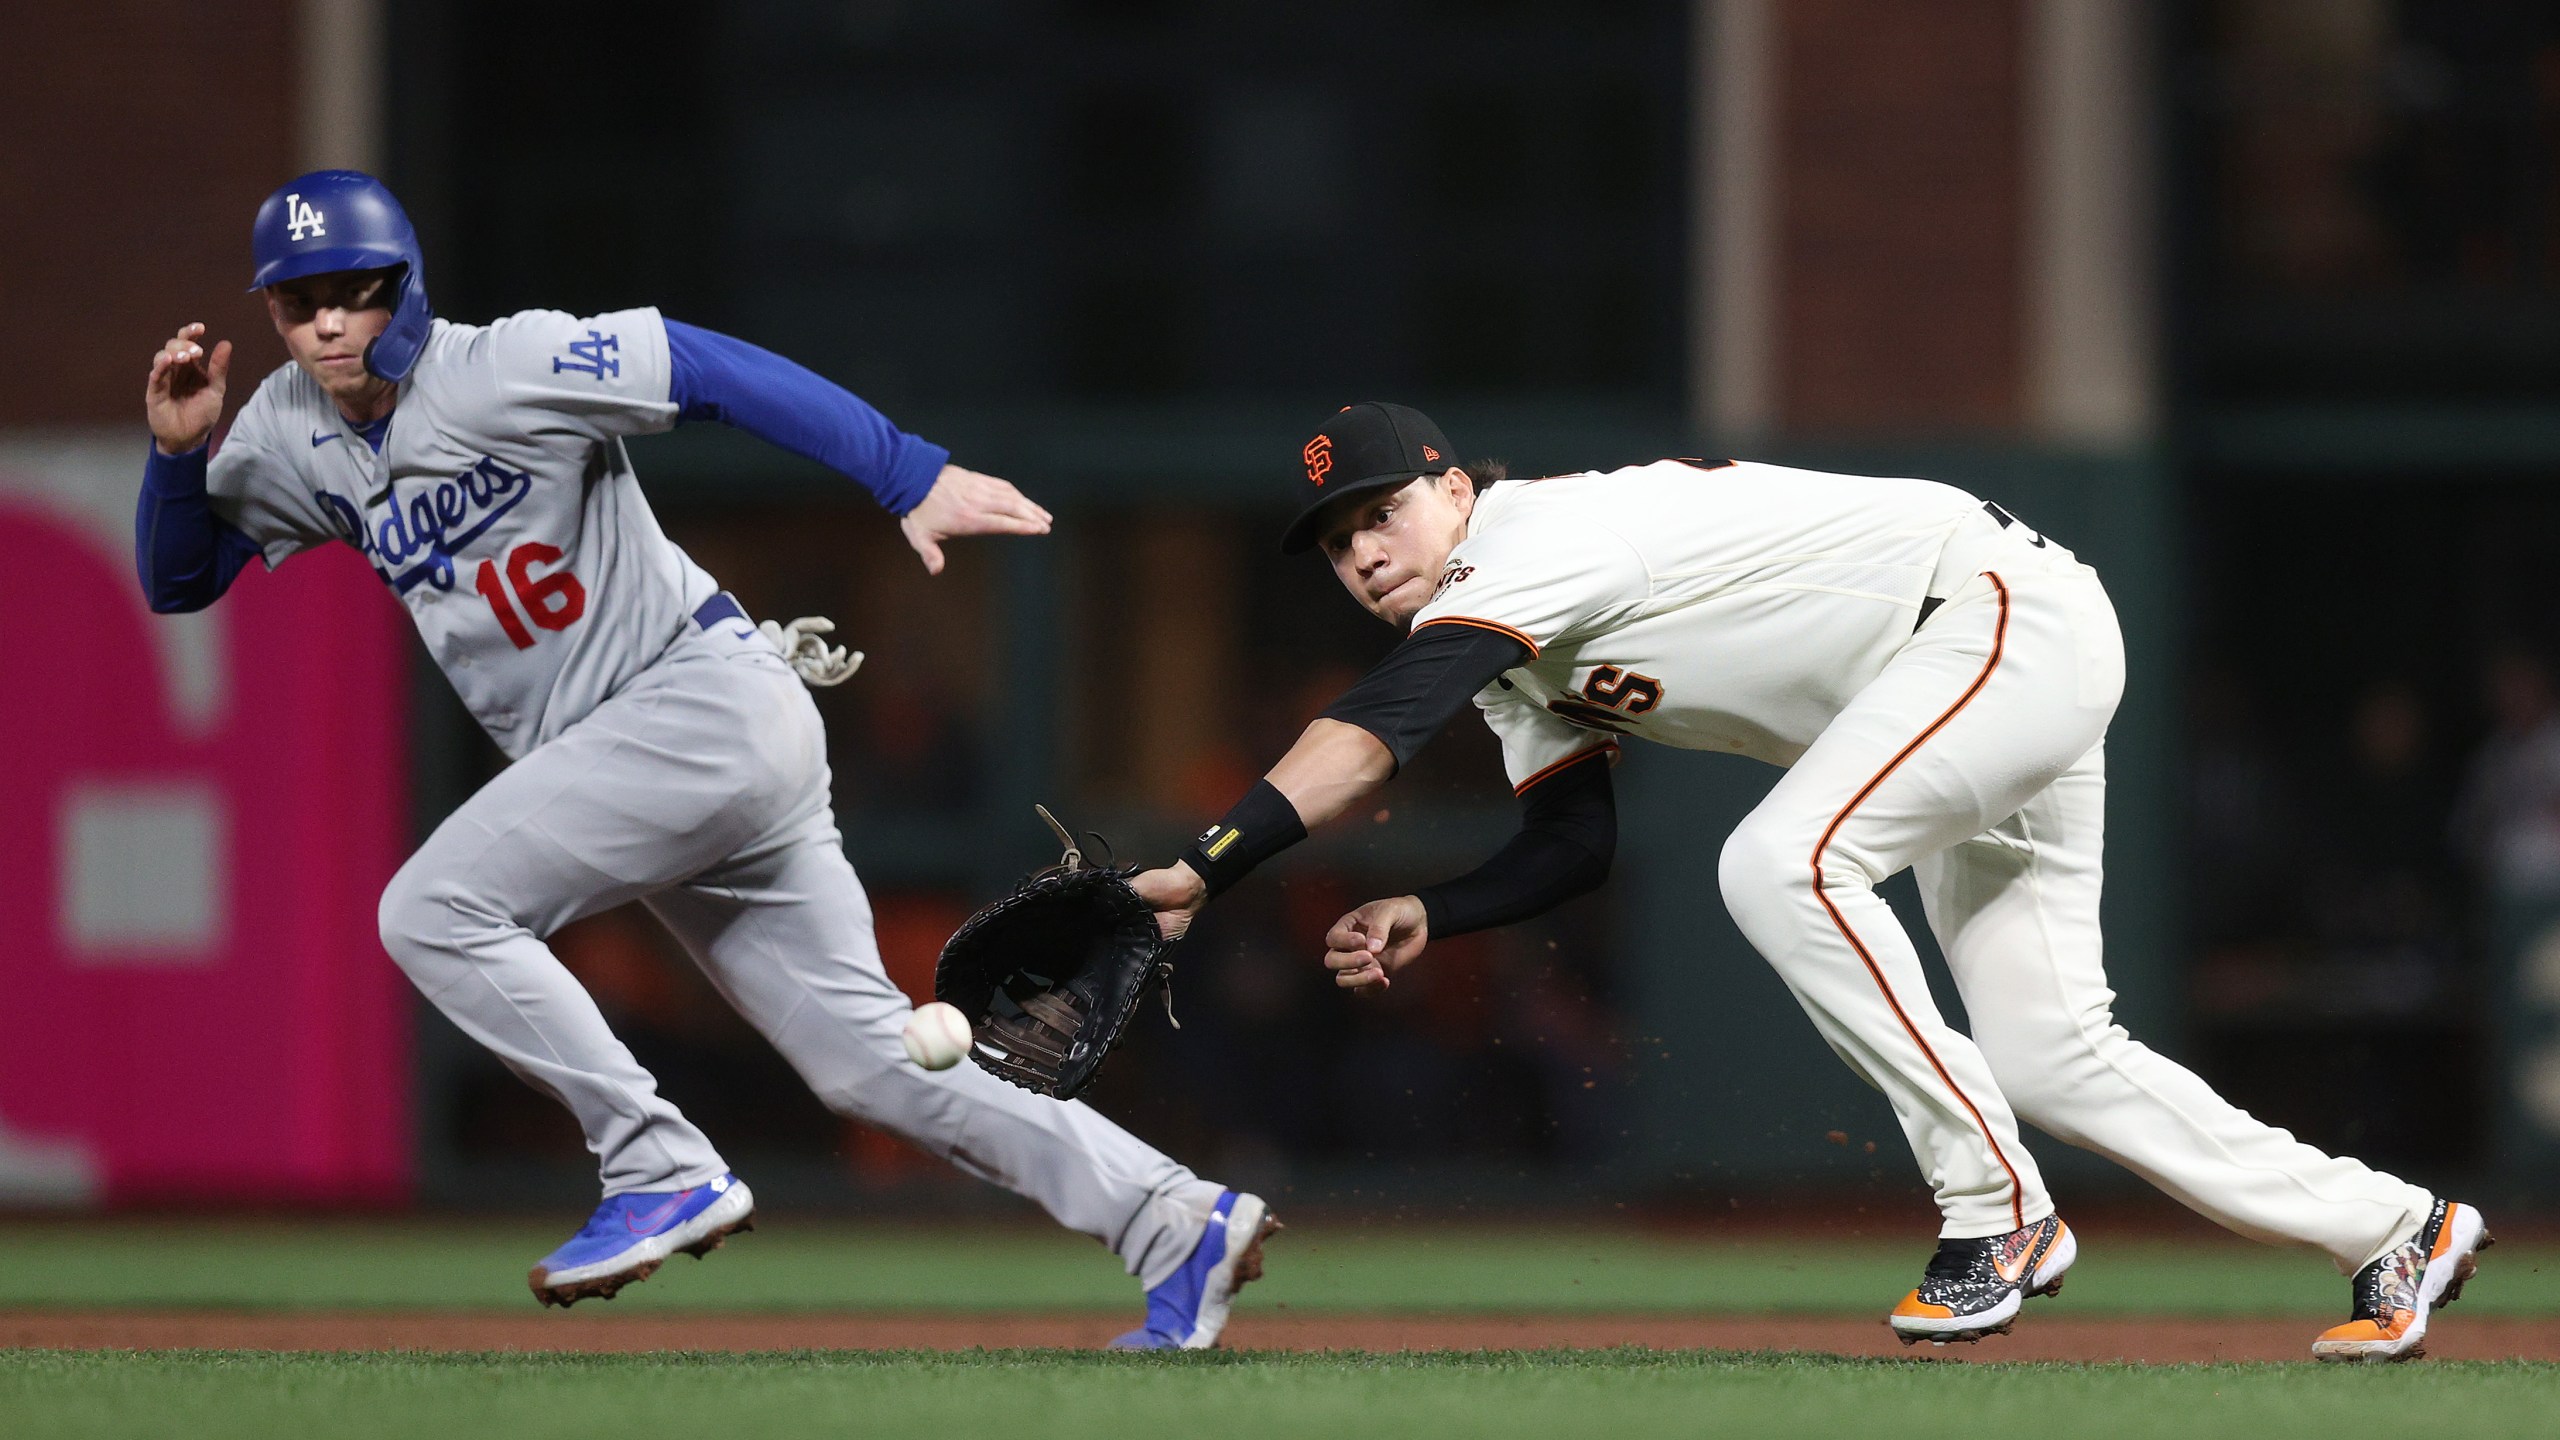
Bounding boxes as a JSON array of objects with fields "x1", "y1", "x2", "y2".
[{"x1": 1179, "y1": 779, "x2": 1308, "y2": 900}]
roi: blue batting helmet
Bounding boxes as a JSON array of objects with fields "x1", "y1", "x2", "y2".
[{"x1": 247, "y1": 170, "x2": 433, "y2": 383}]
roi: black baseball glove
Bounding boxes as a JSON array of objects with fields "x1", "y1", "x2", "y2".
[{"x1": 933, "y1": 809, "x2": 1177, "y2": 1100}]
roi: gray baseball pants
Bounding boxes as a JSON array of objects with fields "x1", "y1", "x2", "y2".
[{"x1": 376, "y1": 617, "x2": 1221, "y2": 1287}]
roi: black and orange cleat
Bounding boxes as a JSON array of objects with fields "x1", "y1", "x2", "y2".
[
  {"x1": 2312, "y1": 1198, "x2": 2492, "y2": 1363},
  {"x1": 1889, "y1": 1214, "x2": 2075, "y2": 1346}
]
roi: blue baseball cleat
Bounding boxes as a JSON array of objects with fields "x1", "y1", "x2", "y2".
[
  {"x1": 1111, "y1": 1190, "x2": 1280, "y2": 1350},
  {"x1": 528, "y1": 1172, "x2": 756, "y2": 1307}
]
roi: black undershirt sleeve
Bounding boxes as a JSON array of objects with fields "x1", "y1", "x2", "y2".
[
  {"x1": 1413, "y1": 746, "x2": 1617, "y2": 938},
  {"x1": 1319, "y1": 623, "x2": 1532, "y2": 770}
]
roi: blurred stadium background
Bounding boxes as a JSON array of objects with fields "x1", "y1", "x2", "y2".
[{"x1": 6, "y1": 0, "x2": 2560, "y2": 1251}]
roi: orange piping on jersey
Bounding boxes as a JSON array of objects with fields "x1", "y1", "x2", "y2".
[
  {"x1": 1513, "y1": 741, "x2": 1620, "y2": 796},
  {"x1": 1413, "y1": 615, "x2": 1540, "y2": 658},
  {"x1": 1807, "y1": 570, "x2": 2026, "y2": 1231}
]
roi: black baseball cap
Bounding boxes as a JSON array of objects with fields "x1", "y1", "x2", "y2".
[{"x1": 1279, "y1": 401, "x2": 1461, "y2": 554}]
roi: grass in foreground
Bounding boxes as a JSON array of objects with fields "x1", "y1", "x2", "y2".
[
  {"x1": 6, "y1": 1348, "x2": 2559, "y2": 1440},
  {"x1": 0, "y1": 1219, "x2": 2554, "y2": 1317}
]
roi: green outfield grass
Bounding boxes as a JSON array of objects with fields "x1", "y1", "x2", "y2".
[
  {"x1": 0, "y1": 1218, "x2": 2554, "y2": 1316},
  {"x1": 5, "y1": 1349, "x2": 2558, "y2": 1440}
]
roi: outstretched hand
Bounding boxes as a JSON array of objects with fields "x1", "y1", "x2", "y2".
[
  {"x1": 1324, "y1": 895, "x2": 1430, "y2": 990},
  {"x1": 899, "y1": 464, "x2": 1054, "y2": 574},
  {"x1": 146, "y1": 323, "x2": 231, "y2": 455}
]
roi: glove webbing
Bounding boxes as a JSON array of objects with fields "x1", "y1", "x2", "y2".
[{"x1": 976, "y1": 990, "x2": 1086, "y2": 1090}]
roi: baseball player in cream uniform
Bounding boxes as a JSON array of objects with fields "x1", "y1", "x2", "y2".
[
  {"x1": 1130, "y1": 401, "x2": 2488, "y2": 1361},
  {"x1": 134, "y1": 170, "x2": 1269, "y2": 1347}
]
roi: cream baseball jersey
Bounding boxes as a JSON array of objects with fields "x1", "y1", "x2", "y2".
[
  {"x1": 207, "y1": 309, "x2": 717, "y2": 757},
  {"x1": 1287, "y1": 417, "x2": 2455, "y2": 1318},
  {"x1": 1406, "y1": 460, "x2": 1988, "y2": 785}
]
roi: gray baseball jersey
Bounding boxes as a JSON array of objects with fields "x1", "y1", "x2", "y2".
[
  {"x1": 208, "y1": 309, "x2": 711, "y2": 757},
  {"x1": 196, "y1": 307, "x2": 1227, "y2": 1285}
]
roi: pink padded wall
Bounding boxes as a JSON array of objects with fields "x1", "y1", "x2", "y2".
[{"x1": 0, "y1": 495, "x2": 411, "y2": 1203}]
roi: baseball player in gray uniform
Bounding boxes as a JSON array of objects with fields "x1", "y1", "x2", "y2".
[
  {"x1": 135, "y1": 170, "x2": 1270, "y2": 1346},
  {"x1": 1128, "y1": 402, "x2": 2489, "y2": 1362}
]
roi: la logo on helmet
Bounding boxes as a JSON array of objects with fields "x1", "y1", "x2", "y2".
[{"x1": 285, "y1": 194, "x2": 327, "y2": 242}]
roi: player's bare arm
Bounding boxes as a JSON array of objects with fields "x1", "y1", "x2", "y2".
[
  {"x1": 1131, "y1": 716, "x2": 1397, "y2": 938},
  {"x1": 144, "y1": 324, "x2": 232, "y2": 454}
]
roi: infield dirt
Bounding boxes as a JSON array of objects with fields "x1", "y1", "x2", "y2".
[{"x1": 7, "y1": 1309, "x2": 2559, "y2": 1363}]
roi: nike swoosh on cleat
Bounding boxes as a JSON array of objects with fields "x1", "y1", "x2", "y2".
[
  {"x1": 1995, "y1": 1231, "x2": 2047, "y2": 1284},
  {"x1": 624, "y1": 1190, "x2": 696, "y2": 1234},
  {"x1": 312, "y1": 431, "x2": 342, "y2": 447}
]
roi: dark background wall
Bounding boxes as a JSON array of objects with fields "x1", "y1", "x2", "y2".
[
  {"x1": 373, "y1": 0, "x2": 2195, "y2": 1212},
  {"x1": 14, "y1": 0, "x2": 2557, "y2": 1213},
  {"x1": 0, "y1": 6, "x2": 299, "y2": 422},
  {"x1": 394, "y1": 0, "x2": 1689, "y2": 412}
]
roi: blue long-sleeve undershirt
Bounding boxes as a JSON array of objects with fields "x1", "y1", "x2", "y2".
[
  {"x1": 133, "y1": 320, "x2": 950, "y2": 614},
  {"x1": 136, "y1": 443, "x2": 262, "y2": 613},
  {"x1": 663, "y1": 319, "x2": 947, "y2": 516}
]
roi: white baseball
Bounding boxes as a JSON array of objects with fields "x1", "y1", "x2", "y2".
[{"x1": 901, "y1": 1001, "x2": 973, "y2": 1071}]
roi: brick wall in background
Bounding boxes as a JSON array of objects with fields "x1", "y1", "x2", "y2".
[
  {"x1": 0, "y1": 5, "x2": 298, "y2": 425},
  {"x1": 1777, "y1": 0, "x2": 2027, "y2": 433}
]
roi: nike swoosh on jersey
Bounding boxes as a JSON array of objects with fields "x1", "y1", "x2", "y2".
[{"x1": 312, "y1": 430, "x2": 342, "y2": 447}]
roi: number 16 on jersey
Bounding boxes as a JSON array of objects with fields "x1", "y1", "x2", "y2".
[{"x1": 474, "y1": 541, "x2": 587, "y2": 649}]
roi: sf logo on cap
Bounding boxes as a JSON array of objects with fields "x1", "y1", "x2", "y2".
[{"x1": 1303, "y1": 434, "x2": 1333, "y2": 487}]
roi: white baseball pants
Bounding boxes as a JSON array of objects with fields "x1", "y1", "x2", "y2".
[
  {"x1": 376, "y1": 617, "x2": 1221, "y2": 1287},
  {"x1": 1719, "y1": 511, "x2": 2432, "y2": 1271}
]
